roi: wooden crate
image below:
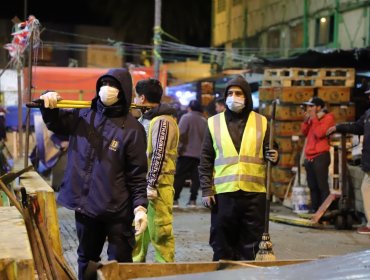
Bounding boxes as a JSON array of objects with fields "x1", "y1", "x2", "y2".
[
  {"x1": 328, "y1": 103, "x2": 356, "y2": 123},
  {"x1": 278, "y1": 152, "x2": 295, "y2": 168},
  {"x1": 274, "y1": 121, "x2": 303, "y2": 136},
  {"x1": 262, "y1": 78, "x2": 316, "y2": 87},
  {"x1": 264, "y1": 68, "x2": 320, "y2": 79},
  {"x1": 319, "y1": 68, "x2": 355, "y2": 80},
  {"x1": 272, "y1": 167, "x2": 294, "y2": 184},
  {"x1": 271, "y1": 182, "x2": 289, "y2": 199},
  {"x1": 259, "y1": 86, "x2": 314, "y2": 103},
  {"x1": 260, "y1": 102, "x2": 304, "y2": 121},
  {"x1": 317, "y1": 87, "x2": 351, "y2": 103},
  {"x1": 314, "y1": 78, "x2": 354, "y2": 87},
  {"x1": 275, "y1": 136, "x2": 305, "y2": 153}
]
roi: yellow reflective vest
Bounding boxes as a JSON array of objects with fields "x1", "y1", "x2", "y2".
[
  {"x1": 147, "y1": 115, "x2": 179, "y2": 187},
  {"x1": 208, "y1": 111, "x2": 267, "y2": 194}
]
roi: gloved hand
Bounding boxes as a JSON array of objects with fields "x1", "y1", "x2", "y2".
[
  {"x1": 147, "y1": 186, "x2": 158, "y2": 200},
  {"x1": 134, "y1": 206, "x2": 147, "y2": 235},
  {"x1": 265, "y1": 149, "x2": 278, "y2": 163},
  {"x1": 40, "y1": 91, "x2": 61, "y2": 109},
  {"x1": 326, "y1": 126, "x2": 337, "y2": 137},
  {"x1": 202, "y1": 196, "x2": 216, "y2": 208}
]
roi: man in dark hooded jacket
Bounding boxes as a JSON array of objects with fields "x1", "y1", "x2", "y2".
[
  {"x1": 39, "y1": 68, "x2": 148, "y2": 279},
  {"x1": 199, "y1": 75, "x2": 278, "y2": 261}
]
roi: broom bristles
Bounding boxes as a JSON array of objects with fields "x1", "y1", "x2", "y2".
[{"x1": 255, "y1": 232, "x2": 276, "y2": 261}]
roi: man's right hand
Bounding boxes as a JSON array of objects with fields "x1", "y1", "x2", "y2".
[
  {"x1": 40, "y1": 91, "x2": 60, "y2": 109},
  {"x1": 326, "y1": 126, "x2": 337, "y2": 137},
  {"x1": 202, "y1": 196, "x2": 216, "y2": 208}
]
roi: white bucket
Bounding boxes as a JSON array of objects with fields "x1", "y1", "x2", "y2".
[{"x1": 292, "y1": 186, "x2": 310, "y2": 214}]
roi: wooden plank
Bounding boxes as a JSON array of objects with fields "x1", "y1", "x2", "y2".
[
  {"x1": 264, "y1": 68, "x2": 320, "y2": 79},
  {"x1": 19, "y1": 171, "x2": 64, "y2": 257},
  {"x1": 0, "y1": 207, "x2": 34, "y2": 280},
  {"x1": 98, "y1": 260, "x2": 312, "y2": 280},
  {"x1": 319, "y1": 68, "x2": 355, "y2": 79}
]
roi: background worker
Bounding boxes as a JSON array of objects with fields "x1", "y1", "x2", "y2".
[
  {"x1": 326, "y1": 89, "x2": 370, "y2": 234},
  {"x1": 39, "y1": 68, "x2": 148, "y2": 279},
  {"x1": 215, "y1": 96, "x2": 226, "y2": 114},
  {"x1": 199, "y1": 75, "x2": 278, "y2": 261},
  {"x1": 301, "y1": 97, "x2": 335, "y2": 213},
  {"x1": 173, "y1": 99, "x2": 207, "y2": 207},
  {"x1": 133, "y1": 78, "x2": 179, "y2": 262}
]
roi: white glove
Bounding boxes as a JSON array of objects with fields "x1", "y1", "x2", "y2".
[
  {"x1": 134, "y1": 206, "x2": 147, "y2": 236},
  {"x1": 202, "y1": 196, "x2": 216, "y2": 208},
  {"x1": 147, "y1": 186, "x2": 158, "y2": 200},
  {"x1": 265, "y1": 149, "x2": 278, "y2": 163},
  {"x1": 40, "y1": 91, "x2": 61, "y2": 109}
]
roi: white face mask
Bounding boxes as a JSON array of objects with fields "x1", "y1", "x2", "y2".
[
  {"x1": 226, "y1": 96, "x2": 245, "y2": 113},
  {"x1": 99, "y1": 86, "x2": 119, "y2": 106}
]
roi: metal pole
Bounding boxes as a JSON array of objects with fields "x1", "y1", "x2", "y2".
[
  {"x1": 17, "y1": 65, "x2": 23, "y2": 159},
  {"x1": 153, "y1": 0, "x2": 162, "y2": 79},
  {"x1": 303, "y1": 0, "x2": 309, "y2": 49},
  {"x1": 24, "y1": 0, "x2": 28, "y2": 20},
  {"x1": 24, "y1": 30, "x2": 33, "y2": 168},
  {"x1": 333, "y1": 0, "x2": 340, "y2": 49}
]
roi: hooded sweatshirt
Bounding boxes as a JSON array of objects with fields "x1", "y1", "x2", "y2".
[
  {"x1": 41, "y1": 68, "x2": 148, "y2": 221},
  {"x1": 199, "y1": 75, "x2": 271, "y2": 196}
]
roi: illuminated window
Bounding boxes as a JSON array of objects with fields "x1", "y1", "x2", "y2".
[
  {"x1": 315, "y1": 15, "x2": 334, "y2": 46},
  {"x1": 217, "y1": 0, "x2": 226, "y2": 12}
]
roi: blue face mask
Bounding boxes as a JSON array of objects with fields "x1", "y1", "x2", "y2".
[{"x1": 226, "y1": 96, "x2": 245, "y2": 113}]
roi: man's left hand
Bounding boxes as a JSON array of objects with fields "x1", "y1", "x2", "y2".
[{"x1": 265, "y1": 149, "x2": 278, "y2": 163}]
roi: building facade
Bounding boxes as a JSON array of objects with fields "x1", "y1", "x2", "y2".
[{"x1": 212, "y1": 0, "x2": 370, "y2": 59}]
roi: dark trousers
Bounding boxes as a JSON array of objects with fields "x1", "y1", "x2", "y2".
[
  {"x1": 174, "y1": 156, "x2": 200, "y2": 201},
  {"x1": 304, "y1": 152, "x2": 331, "y2": 212},
  {"x1": 75, "y1": 212, "x2": 135, "y2": 280},
  {"x1": 210, "y1": 191, "x2": 266, "y2": 261}
]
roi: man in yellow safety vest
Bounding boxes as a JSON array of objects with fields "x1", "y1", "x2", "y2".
[{"x1": 199, "y1": 75, "x2": 279, "y2": 261}]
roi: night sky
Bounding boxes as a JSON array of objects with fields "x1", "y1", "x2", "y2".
[{"x1": 1, "y1": 0, "x2": 212, "y2": 46}]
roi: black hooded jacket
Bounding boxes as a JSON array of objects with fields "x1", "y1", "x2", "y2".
[
  {"x1": 40, "y1": 68, "x2": 148, "y2": 221},
  {"x1": 335, "y1": 108, "x2": 370, "y2": 172},
  {"x1": 199, "y1": 75, "x2": 271, "y2": 197}
]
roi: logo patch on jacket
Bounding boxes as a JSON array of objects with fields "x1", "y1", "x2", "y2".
[{"x1": 109, "y1": 139, "x2": 119, "y2": 151}]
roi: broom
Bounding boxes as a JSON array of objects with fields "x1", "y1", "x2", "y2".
[{"x1": 255, "y1": 99, "x2": 277, "y2": 261}]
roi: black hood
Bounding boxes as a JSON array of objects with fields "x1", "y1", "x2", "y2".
[
  {"x1": 93, "y1": 68, "x2": 133, "y2": 111},
  {"x1": 142, "y1": 103, "x2": 177, "y2": 120},
  {"x1": 224, "y1": 75, "x2": 253, "y2": 113}
]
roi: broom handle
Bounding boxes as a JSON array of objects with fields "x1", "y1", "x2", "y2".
[
  {"x1": 26, "y1": 99, "x2": 154, "y2": 110},
  {"x1": 264, "y1": 99, "x2": 277, "y2": 233}
]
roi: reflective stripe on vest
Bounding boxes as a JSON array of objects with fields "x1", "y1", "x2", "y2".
[
  {"x1": 208, "y1": 111, "x2": 267, "y2": 194},
  {"x1": 147, "y1": 115, "x2": 179, "y2": 186}
]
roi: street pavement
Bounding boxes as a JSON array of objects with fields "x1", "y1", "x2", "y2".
[{"x1": 57, "y1": 187, "x2": 370, "y2": 276}]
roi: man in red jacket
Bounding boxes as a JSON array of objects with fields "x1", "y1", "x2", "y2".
[{"x1": 301, "y1": 97, "x2": 335, "y2": 213}]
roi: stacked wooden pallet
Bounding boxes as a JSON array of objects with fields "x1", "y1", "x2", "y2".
[{"x1": 259, "y1": 67, "x2": 356, "y2": 199}]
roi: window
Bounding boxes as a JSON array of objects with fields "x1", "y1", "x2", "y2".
[
  {"x1": 315, "y1": 15, "x2": 334, "y2": 46},
  {"x1": 267, "y1": 30, "x2": 280, "y2": 49},
  {"x1": 290, "y1": 23, "x2": 304, "y2": 49},
  {"x1": 217, "y1": 0, "x2": 226, "y2": 13}
]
